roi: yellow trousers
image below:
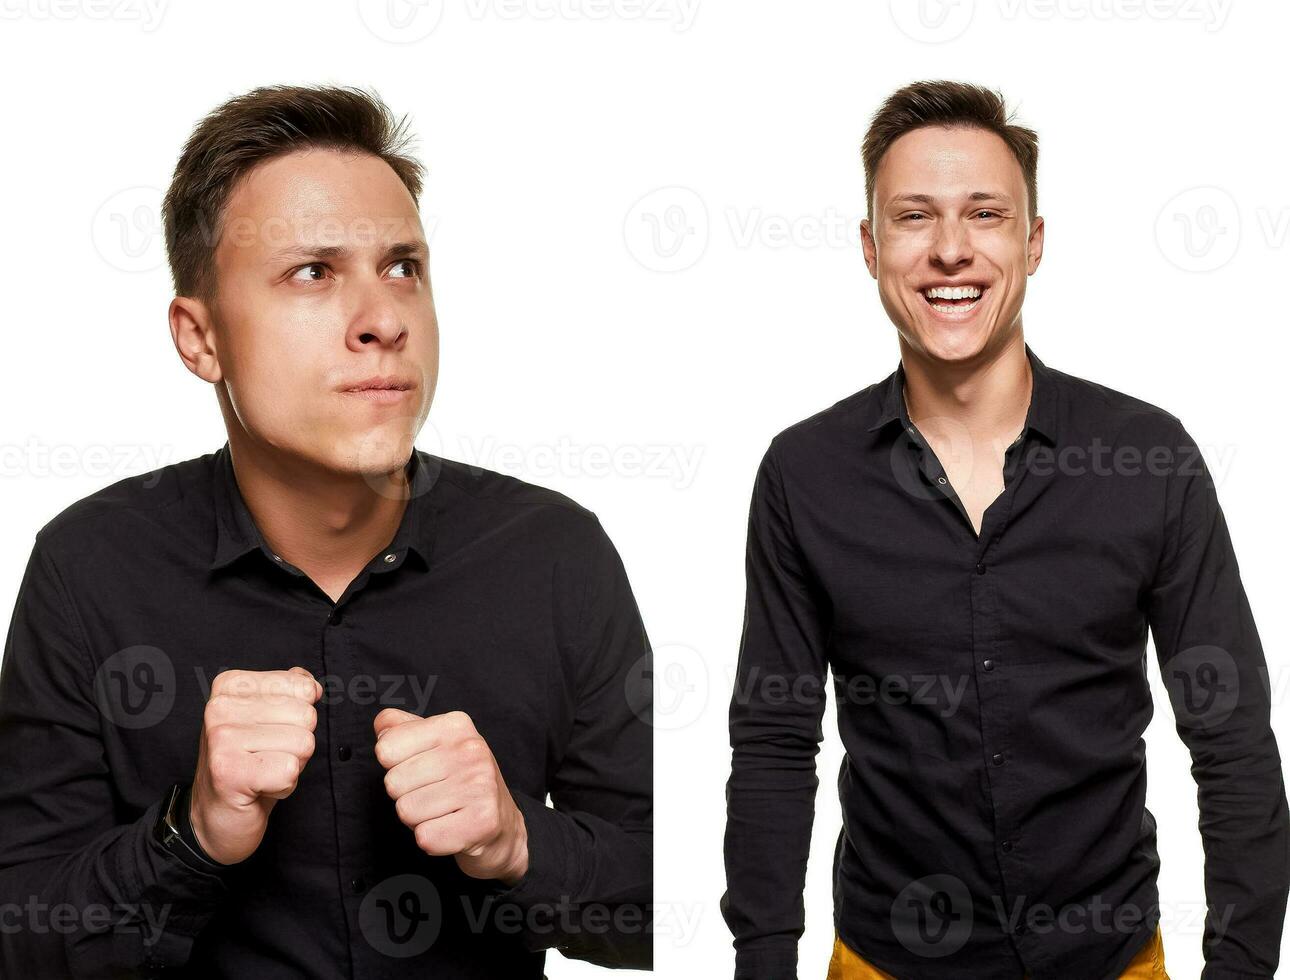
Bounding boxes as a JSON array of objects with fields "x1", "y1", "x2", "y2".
[{"x1": 826, "y1": 923, "x2": 1168, "y2": 979}]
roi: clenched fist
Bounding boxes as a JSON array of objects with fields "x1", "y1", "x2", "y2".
[
  {"x1": 190, "y1": 666, "x2": 321, "y2": 865},
  {"x1": 373, "y1": 708, "x2": 529, "y2": 885}
]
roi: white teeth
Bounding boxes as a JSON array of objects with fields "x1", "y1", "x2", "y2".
[{"x1": 923, "y1": 285, "x2": 983, "y2": 300}]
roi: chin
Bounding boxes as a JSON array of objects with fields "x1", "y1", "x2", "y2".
[
  {"x1": 907, "y1": 323, "x2": 994, "y2": 364},
  {"x1": 329, "y1": 427, "x2": 417, "y2": 476}
]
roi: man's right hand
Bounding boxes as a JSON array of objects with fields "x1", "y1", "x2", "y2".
[{"x1": 189, "y1": 666, "x2": 321, "y2": 865}]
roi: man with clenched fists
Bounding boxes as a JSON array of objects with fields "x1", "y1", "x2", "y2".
[{"x1": 0, "y1": 85, "x2": 652, "y2": 979}]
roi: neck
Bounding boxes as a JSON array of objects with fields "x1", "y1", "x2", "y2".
[
  {"x1": 898, "y1": 331, "x2": 1032, "y2": 442},
  {"x1": 224, "y1": 432, "x2": 411, "y2": 580}
]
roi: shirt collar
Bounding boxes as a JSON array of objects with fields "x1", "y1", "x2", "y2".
[
  {"x1": 208, "y1": 441, "x2": 437, "y2": 573},
  {"x1": 865, "y1": 341, "x2": 1059, "y2": 446}
]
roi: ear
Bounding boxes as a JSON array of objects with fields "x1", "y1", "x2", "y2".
[
  {"x1": 860, "y1": 216, "x2": 879, "y2": 279},
  {"x1": 169, "y1": 295, "x2": 222, "y2": 384},
  {"x1": 1026, "y1": 215, "x2": 1045, "y2": 275}
]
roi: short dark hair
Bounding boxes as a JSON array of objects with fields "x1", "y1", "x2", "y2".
[
  {"x1": 162, "y1": 84, "x2": 426, "y2": 303},
  {"x1": 861, "y1": 79, "x2": 1038, "y2": 223}
]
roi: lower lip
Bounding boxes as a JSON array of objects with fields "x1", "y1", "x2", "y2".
[
  {"x1": 922, "y1": 289, "x2": 987, "y2": 321},
  {"x1": 341, "y1": 387, "x2": 414, "y2": 404}
]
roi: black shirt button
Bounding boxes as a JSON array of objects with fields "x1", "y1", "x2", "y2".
[
  {"x1": 351, "y1": 876, "x2": 366, "y2": 893},
  {"x1": 983, "y1": 659, "x2": 995, "y2": 671},
  {"x1": 1001, "y1": 840, "x2": 1014, "y2": 853},
  {"x1": 992, "y1": 753, "x2": 1005, "y2": 766},
  {"x1": 337, "y1": 745, "x2": 351, "y2": 762},
  {"x1": 328, "y1": 608, "x2": 343, "y2": 625},
  {"x1": 976, "y1": 563, "x2": 987, "y2": 575}
]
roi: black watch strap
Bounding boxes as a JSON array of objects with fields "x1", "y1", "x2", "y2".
[{"x1": 154, "y1": 782, "x2": 229, "y2": 875}]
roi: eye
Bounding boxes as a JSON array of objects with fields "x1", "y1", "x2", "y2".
[
  {"x1": 289, "y1": 262, "x2": 329, "y2": 282},
  {"x1": 388, "y1": 258, "x2": 422, "y2": 279},
  {"x1": 900, "y1": 213, "x2": 927, "y2": 222},
  {"x1": 974, "y1": 210, "x2": 1001, "y2": 219}
]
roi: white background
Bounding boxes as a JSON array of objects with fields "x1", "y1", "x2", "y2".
[{"x1": 2, "y1": 1, "x2": 1288, "y2": 977}]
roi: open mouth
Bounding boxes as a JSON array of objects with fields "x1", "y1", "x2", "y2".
[{"x1": 921, "y1": 284, "x2": 987, "y2": 317}]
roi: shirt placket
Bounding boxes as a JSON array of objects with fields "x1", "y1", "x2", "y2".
[
  {"x1": 906, "y1": 424, "x2": 1037, "y2": 957},
  {"x1": 263, "y1": 544, "x2": 415, "y2": 975}
]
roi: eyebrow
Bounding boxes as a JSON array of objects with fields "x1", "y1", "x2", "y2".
[
  {"x1": 889, "y1": 192, "x2": 1013, "y2": 207},
  {"x1": 266, "y1": 241, "x2": 428, "y2": 263}
]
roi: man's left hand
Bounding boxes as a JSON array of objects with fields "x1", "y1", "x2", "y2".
[{"x1": 373, "y1": 708, "x2": 529, "y2": 885}]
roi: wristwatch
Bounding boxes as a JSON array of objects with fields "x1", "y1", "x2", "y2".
[{"x1": 154, "y1": 782, "x2": 229, "y2": 874}]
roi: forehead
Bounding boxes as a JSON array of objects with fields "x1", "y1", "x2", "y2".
[
  {"x1": 874, "y1": 125, "x2": 1023, "y2": 203},
  {"x1": 216, "y1": 147, "x2": 422, "y2": 261}
]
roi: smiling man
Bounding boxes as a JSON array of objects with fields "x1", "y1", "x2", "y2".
[
  {"x1": 720, "y1": 80, "x2": 1288, "y2": 979},
  {"x1": 0, "y1": 85, "x2": 652, "y2": 978}
]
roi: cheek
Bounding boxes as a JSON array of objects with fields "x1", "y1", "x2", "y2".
[
  {"x1": 424, "y1": 323, "x2": 440, "y2": 375},
  {"x1": 415, "y1": 318, "x2": 441, "y2": 407},
  {"x1": 991, "y1": 268, "x2": 1027, "y2": 308},
  {"x1": 222, "y1": 312, "x2": 330, "y2": 435},
  {"x1": 879, "y1": 272, "x2": 919, "y2": 314}
]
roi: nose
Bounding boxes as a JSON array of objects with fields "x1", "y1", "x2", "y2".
[
  {"x1": 345, "y1": 280, "x2": 409, "y2": 351},
  {"x1": 928, "y1": 217, "x2": 973, "y2": 271}
]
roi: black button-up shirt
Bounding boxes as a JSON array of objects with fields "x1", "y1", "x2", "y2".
[
  {"x1": 0, "y1": 443, "x2": 652, "y2": 978},
  {"x1": 721, "y1": 344, "x2": 1289, "y2": 979}
]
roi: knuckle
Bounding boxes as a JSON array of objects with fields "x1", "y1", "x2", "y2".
[
  {"x1": 205, "y1": 693, "x2": 238, "y2": 724},
  {"x1": 206, "y1": 723, "x2": 231, "y2": 753},
  {"x1": 209, "y1": 670, "x2": 237, "y2": 697},
  {"x1": 414, "y1": 823, "x2": 437, "y2": 853},
  {"x1": 224, "y1": 669, "x2": 256, "y2": 697},
  {"x1": 207, "y1": 751, "x2": 237, "y2": 790},
  {"x1": 269, "y1": 754, "x2": 295, "y2": 784},
  {"x1": 445, "y1": 710, "x2": 472, "y2": 731},
  {"x1": 394, "y1": 793, "x2": 415, "y2": 826}
]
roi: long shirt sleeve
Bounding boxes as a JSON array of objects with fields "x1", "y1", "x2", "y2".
[
  {"x1": 0, "y1": 534, "x2": 231, "y2": 978},
  {"x1": 482, "y1": 515, "x2": 654, "y2": 970},
  {"x1": 1147, "y1": 425, "x2": 1290, "y2": 980},
  {"x1": 720, "y1": 441, "x2": 831, "y2": 979}
]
